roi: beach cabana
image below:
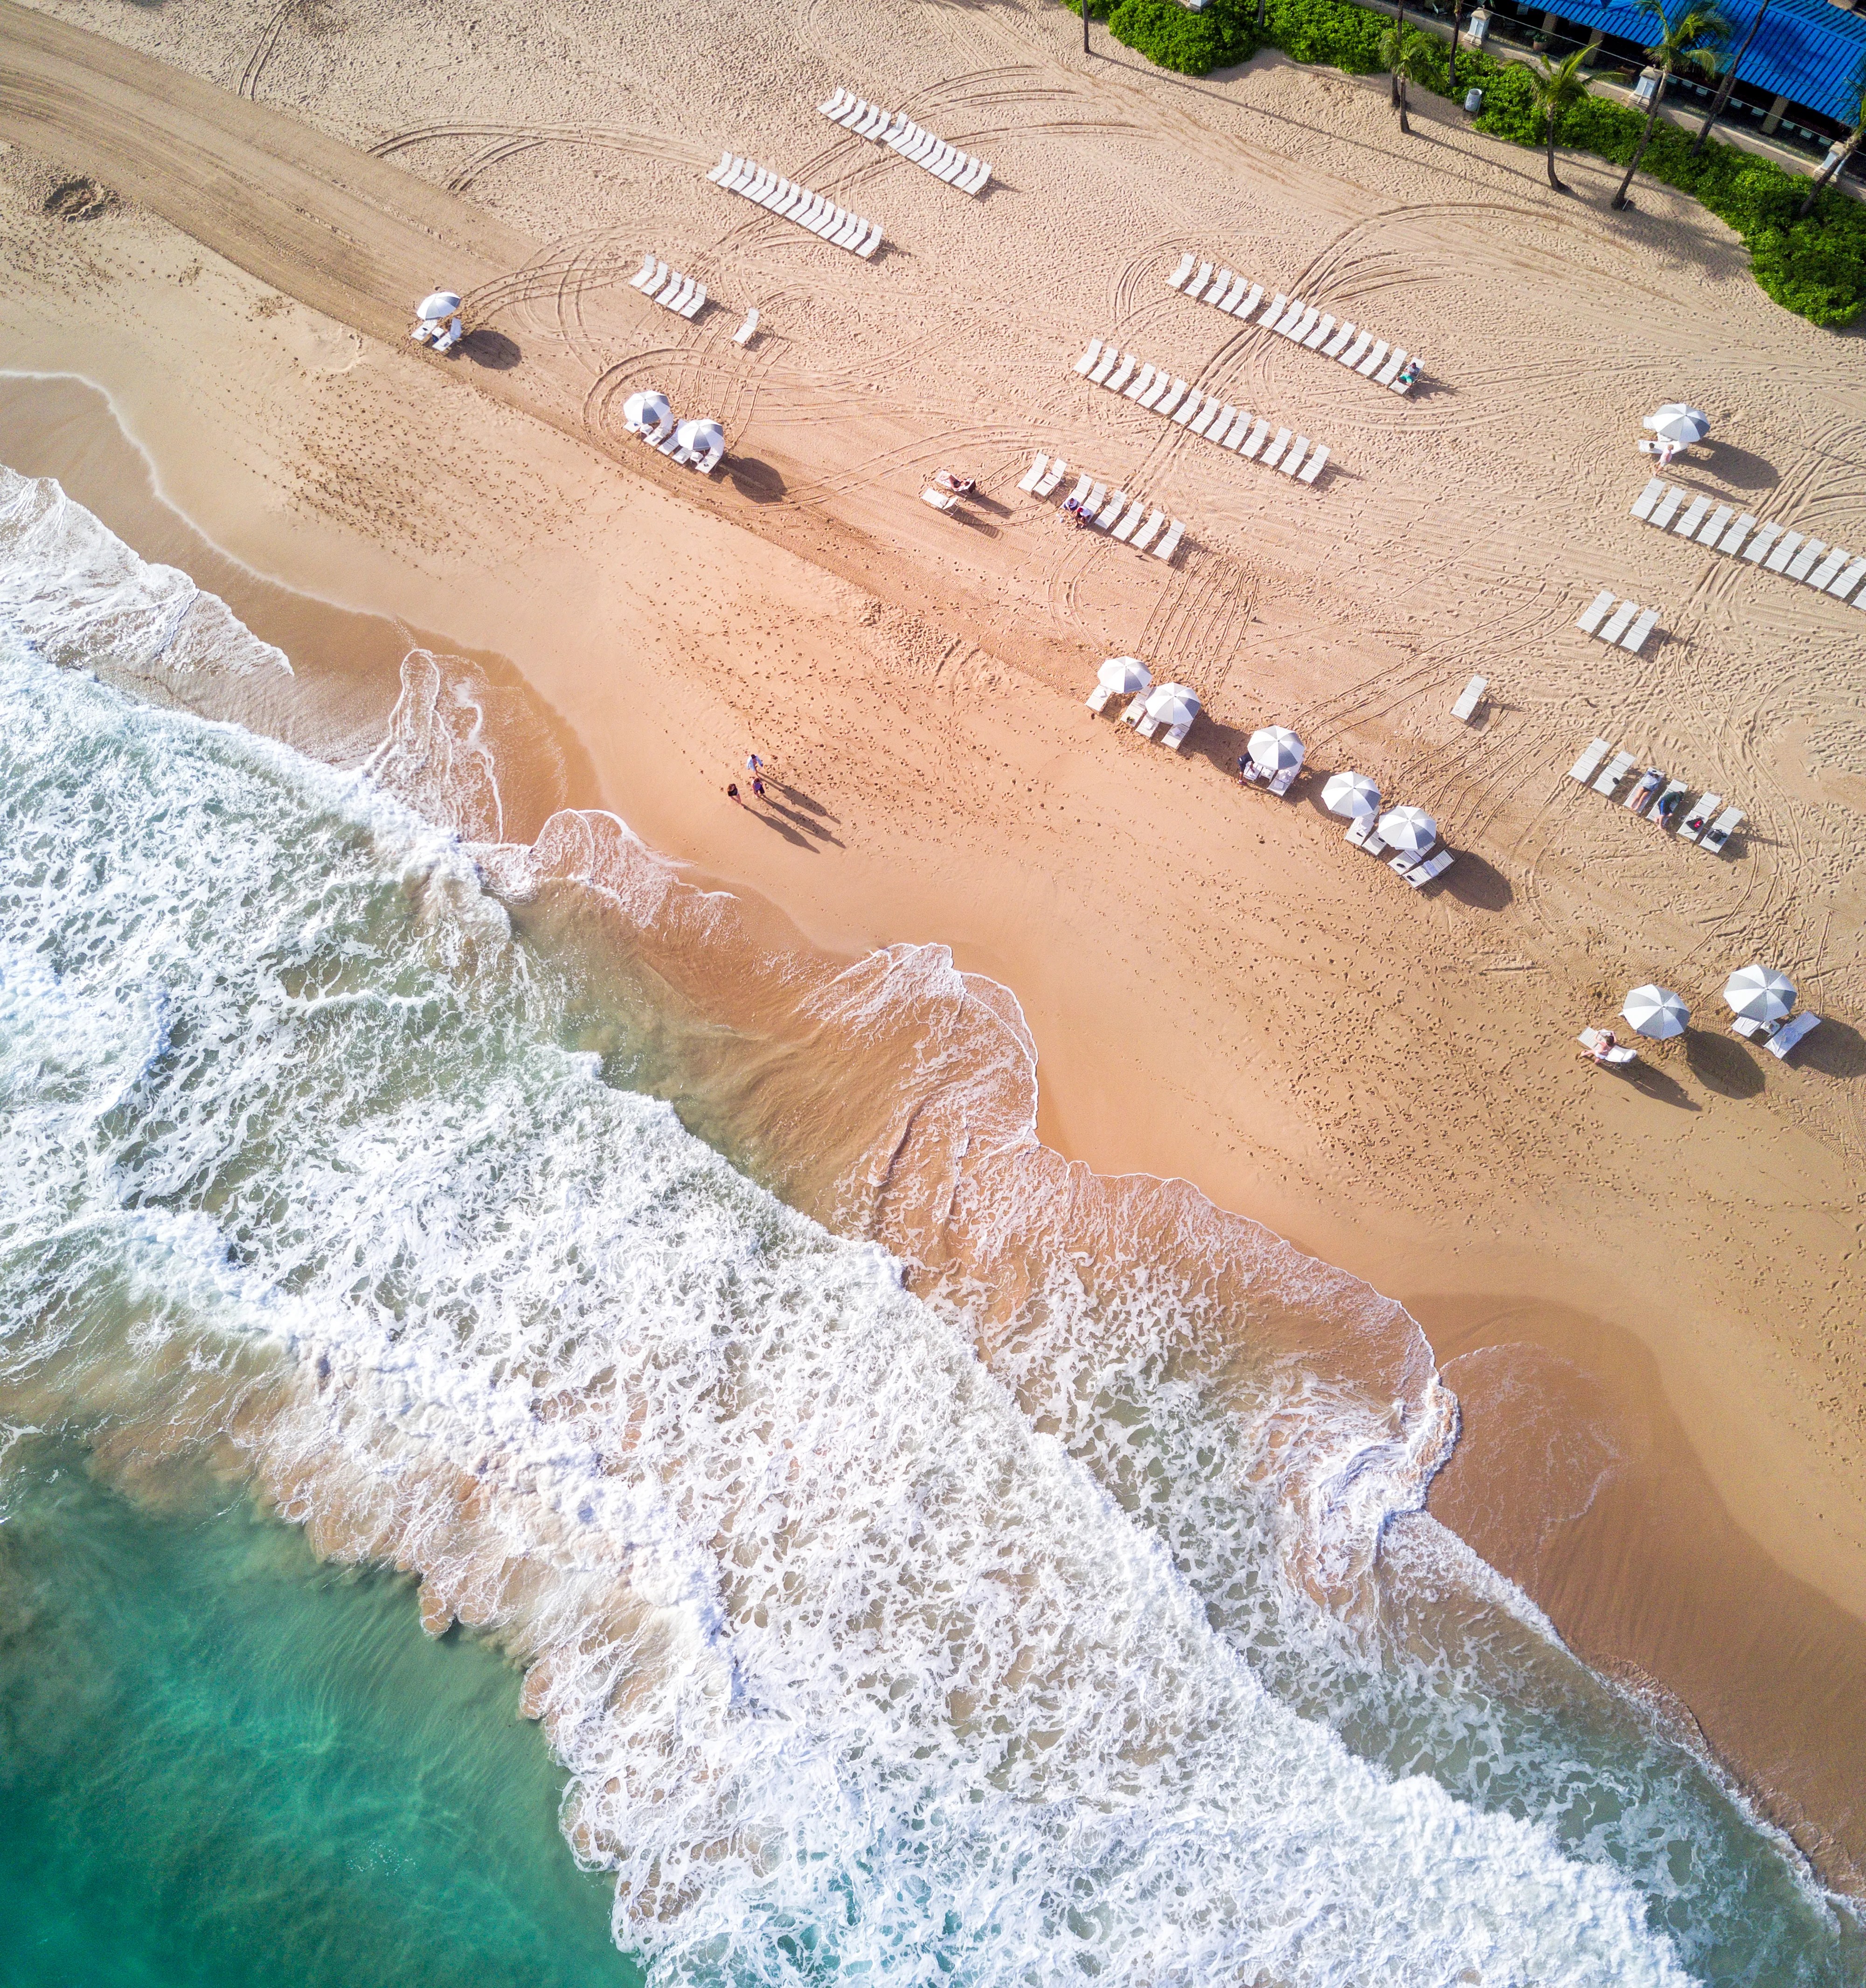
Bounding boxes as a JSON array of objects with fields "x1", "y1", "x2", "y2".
[
  {"x1": 1378, "y1": 806, "x2": 1436, "y2": 857},
  {"x1": 1322, "y1": 771, "x2": 1379, "y2": 819},
  {"x1": 1623, "y1": 984, "x2": 1690, "y2": 1039},
  {"x1": 624, "y1": 389, "x2": 674, "y2": 442},
  {"x1": 1723, "y1": 964, "x2": 1795, "y2": 1024},
  {"x1": 411, "y1": 289, "x2": 465, "y2": 351}
]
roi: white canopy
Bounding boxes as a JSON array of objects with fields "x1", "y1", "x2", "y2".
[
  {"x1": 1098, "y1": 655, "x2": 1152, "y2": 695},
  {"x1": 1723, "y1": 964, "x2": 1795, "y2": 1023},
  {"x1": 1248, "y1": 725, "x2": 1304, "y2": 772},
  {"x1": 1378, "y1": 806, "x2": 1437, "y2": 856},
  {"x1": 1321, "y1": 770, "x2": 1379, "y2": 819},
  {"x1": 624, "y1": 390, "x2": 672, "y2": 437},
  {"x1": 416, "y1": 290, "x2": 463, "y2": 321},
  {"x1": 1623, "y1": 984, "x2": 1690, "y2": 1039},
  {"x1": 1643, "y1": 403, "x2": 1710, "y2": 445},
  {"x1": 675, "y1": 417, "x2": 725, "y2": 457},
  {"x1": 1145, "y1": 682, "x2": 1201, "y2": 729}
]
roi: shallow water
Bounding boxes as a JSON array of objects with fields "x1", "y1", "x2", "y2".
[{"x1": 2, "y1": 458, "x2": 1862, "y2": 1987}]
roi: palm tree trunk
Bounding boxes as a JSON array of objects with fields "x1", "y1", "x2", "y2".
[
  {"x1": 1611, "y1": 88, "x2": 1666, "y2": 210},
  {"x1": 1083, "y1": 0, "x2": 1091, "y2": 54},
  {"x1": 1691, "y1": 0, "x2": 1768, "y2": 156},
  {"x1": 1798, "y1": 133, "x2": 1859, "y2": 216},
  {"x1": 1391, "y1": 0, "x2": 1408, "y2": 104},
  {"x1": 1398, "y1": 75, "x2": 1411, "y2": 132},
  {"x1": 1448, "y1": 0, "x2": 1463, "y2": 93},
  {"x1": 1256, "y1": 0, "x2": 1267, "y2": 30},
  {"x1": 1546, "y1": 116, "x2": 1568, "y2": 190}
]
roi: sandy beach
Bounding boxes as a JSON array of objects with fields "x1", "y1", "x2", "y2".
[{"x1": 3, "y1": 0, "x2": 1864, "y2": 1892}]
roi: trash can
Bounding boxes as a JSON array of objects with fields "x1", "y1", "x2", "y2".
[{"x1": 1464, "y1": 87, "x2": 1484, "y2": 112}]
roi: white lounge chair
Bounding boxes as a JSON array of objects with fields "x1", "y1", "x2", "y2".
[
  {"x1": 1167, "y1": 251, "x2": 1196, "y2": 289},
  {"x1": 1621, "y1": 607, "x2": 1660, "y2": 653},
  {"x1": 1120, "y1": 691, "x2": 1150, "y2": 727},
  {"x1": 1131, "y1": 509, "x2": 1165, "y2": 552},
  {"x1": 1261, "y1": 428, "x2": 1292, "y2": 469},
  {"x1": 1207, "y1": 268, "x2": 1234, "y2": 305},
  {"x1": 1593, "y1": 749, "x2": 1637, "y2": 794},
  {"x1": 1297, "y1": 446, "x2": 1329, "y2": 485},
  {"x1": 1622, "y1": 768, "x2": 1662, "y2": 813},
  {"x1": 1405, "y1": 850, "x2": 1456, "y2": 888},
  {"x1": 1577, "y1": 1027, "x2": 1639, "y2": 1066},
  {"x1": 1785, "y1": 538, "x2": 1827, "y2": 580},
  {"x1": 1696, "y1": 503, "x2": 1733, "y2": 545},
  {"x1": 1355, "y1": 340, "x2": 1389, "y2": 378},
  {"x1": 1765, "y1": 1012, "x2": 1820, "y2": 1059},
  {"x1": 1827, "y1": 555, "x2": 1866, "y2": 600},
  {"x1": 1220, "y1": 408, "x2": 1254, "y2": 448},
  {"x1": 1239, "y1": 419, "x2": 1270, "y2": 459},
  {"x1": 1234, "y1": 283, "x2": 1262, "y2": 319},
  {"x1": 1700, "y1": 805, "x2": 1743, "y2": 853},
  {"x1": 1218, "y1": 274, "x2": 1251, "y2": 312},
  {"x1": 1451, "y1": 676, "x2": 1486, "y2": 722},
  {"x1": 1161, "y1": 720, "x2": 1194, "y2": 752},
  {"x1": 1630, "y1": 477, "x2": 1665, "y2": 520},
  {"x1": 1257, "y1": 292, "x2": 1288, "y2": 326},
  {"x1": 1137, "y1": 372, "x2": 1172, "y2": 410},
  {"x1": 1063, "y1": 473, "x2": 1092, "y2": 507},
  {"x1": 1126, "y1": 364, "x2": 1158, "y2": 402},
  {"x1": 853, "y1": 222, "x2": 883, "y2": 258},
  {"x1": 1106, "y1": 354, "x2": 1137, "y2": 393},
  {"x1": 1648, "y1": 486, "x2": 1686, "y2": 529},
  {"x1": 1267, "y1": 764, "x2": 1300, "y2": 797},
  {"x1": 682, "y1": 283, "x2": 708, "y2": 319},
  {"x1": 1172, "y1": 390, "x2": 1204, "y2": 426},
  {"x1": 1090, "y1": 346, "x2": 1121, "y2": 384},
  {"x1": 1575, "y1": 589, "x2": 1615, "y2": 634},
  {"x1": 1073, "y1": 339, "x2": 1103, "y2": 376},
  {"x1": 432, "y1": 318, "x2": 464, "y2": 353},
  {"x1": 1303, "y1": 313, "x2": 1335, "y2": 350},
  {"x1": 1112, "y1": 499, "x2": 1148, "y2": 542},
  {"x1": 1374, "y1": 347, "x2": 1407, "y2": 386},
  {"x1": 1273, "y1": 298, "x2": 1306, "y2": 334},
  {"x1": 1083, "y1": 482, "x2": 1107, "y2": 516},
  {"x1": 662, "y1": 275, "x2": 694, "y2": 313},
  {"x1": 1322, "y1": 321, "x2": 1355, "y2": 357},
  {"x1": 1154, "y1": 380, "x2": 1188, "y2": 418},
  {"x1": 1597, "y1": 600, "x2": 1639, "y2": 644},
  {"x1": 1648, "y1": 778, "x2": 1688, "y2": 828},
  {"x1": 1672, "y1": 494, "x2": 1712, "y2": 538},
  {"x1": 1279, "y1": 437, "x2": 1309, "y2": 477},
  {"x1": 1086, "y1": 680, "x2": 1120, "y2": 713},
  {"x1": 816, "y1": 86, "x2": 848, "y2": 116},
  {"x1": 1186, "y1": 261, "x2": 1214, "y2": 300},
  {"x1": 1570, "y1": 737, "x2": 1613, "y2": 782},
  {"x1": 1717, "y1": 513, "x2": 1758, "y2": 554},
  {"x1": 921, "y1": 487, "x2": 959, "y2": 512},
  {"x1": 1288, "y1": 305, "x2": 1321, "y2": 343},
  {"x1": 1338, "y1": 330, "x2": 1373, "y2": 369},
  {"x1": 732, "y1": 306, "x2": 760, "y2": 345},
  {"x1": 628, "y1": 251, "x2": 659, "y2": 288},
  {"x1": 1034, "y1": 458, "x2": 1068, "y2": 498},
  {"x1": 1018, "y1": 453, "x2": 1050, "y2": 494},
  {"x1": 1763, "y1": 531, "x2": 1804, "y2": 573},
  {"x1": 707, "y1": 151, "x2": 736, "y2": 181},
  {"x1": 1190, "y1": 399, "x2": 1226, "y2": 436},
  {"x1": 693, "y1": 433, "x2": 727, "y2": 475},
  {"x1": 957, "y1": 158, "x2": 992, "y2": 195},
  {"x1": 1741, "y1": 521, "x2": 1783, "y2": 564},
  {"x1": 1676, "y1": 792, "x2": 1721, "y2": 842},
  {"x1": 1152, "y1": 519, "x2": 1185, "y2": 563},
  {"x1": 1096, "y1": 487, "x2": 1129, "y2": 526}
]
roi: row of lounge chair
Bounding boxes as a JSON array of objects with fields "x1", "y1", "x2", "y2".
[
  {"x1": 706, "y1": 154, "x2": 883, "y2": 257},
  {"x1": 816, "y1": 88, "x2": 993, "y2": 194},
  {"x1": 1167, "y1": 254, "x2": 1418, "y2": 395},
  {"x1": 628, "y1": 254, "x2": 708, "y2": 320},
  {"x1": 1575, "y1": 590, "x2": 1661, "y2": 653},
  {"x1": 1569, "y1": 736, "x2": 1743, "y2": 853},
  {"x1": 1734, "y1": 1008, "x2": 1821, "y2": 1058},
  {"x1": 1343, "y1": 812, "x2": 1456, "y2": 888},
  {"x1": 1071, "y1": 338, "x2": 1331, "y2": 486},
  {"x1": 1631, "y1": 479, "x2": 1866, "y2": 603},
  {"x1": 1017, "y1": 454, "x2": 1186, "y2": 561},
  {"x1": 623, "y1": 396, "x2": 727, "y2": 475}
]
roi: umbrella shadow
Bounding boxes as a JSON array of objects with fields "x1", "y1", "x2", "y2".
[
  {"x1": 463, "y1": 328, "x2": 521, "y2": 370},
  {"x1": 728, "y1": 459, "x2": 787, "y2": 502},
  {"x1": 1796, "y1": 1015, "x2": 1866, "y2": 1079},
  {"x1": 1692, "y1": 441, "x2": 1778, "y2": 493},
  {"x1": 1617, "y1": 1059, "x2": 1700, "y2": 1110},
  {"x1": 1685, "y1": 1029, "x2": 1766, "y2": 1098},
  {"x1": 1439, "y1": 852, "x2": 1512, "y2": 910}
]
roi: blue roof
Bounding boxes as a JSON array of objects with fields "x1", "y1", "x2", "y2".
[{"x1": 1541, "y1": 0, "x2": 1866, "y2": 126}]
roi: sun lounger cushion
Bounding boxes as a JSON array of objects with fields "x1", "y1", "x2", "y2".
[
  {"x1": 1569, "y1": 737, "x2": 1613, "y2": 782},
  {"x1": 1152, "y1": 519, "x2": 1186, "y2": 563},
  {"x1": 1593, "y1": 751, "x2": 1637, "y2": 794},
  {"x1": 1630, "y1": 478, "x2": 1665, "y2": 520},
  {"x1": 1765, "y1": 1011, "x2": 1819, "y2": 1059},
  {"x1": 1764, "y1": 531, "x2": 1804, "y2": 572},
  {"x1": 1297, "y1": 447, "x2": 1329, "y2": 485},
  {"x1": 1261, "y1": 429, "x2": 1291, "y2": 469},
  {"x1": 1786, "y1": 539, "x2": 1828, "y2": 581},
  {"x1": 1741, "y1": 521, "x2": 1782, "y2": 563},
  {"x1": 1019, "y1": 453, "x2": 1049, "y2": 493},
  {"x1": 1716, "y1": 513, "x2": 1757, "y2": 554},
  {"x1": 1575, "y1": 589, "x2": 1616, "y2": 634},
  {"x1": 1597, "y1": 601, "x2": 1639, "y2": 645},
  {"x1": 1451, "y1": 676, "x2": 1486, "y2": 721},
  {"x1": 1621, "y1": 607, "x2": 1660, "y2": 653},
  {"x1": 1700, "y1": 805, "x2": 1743, "y2": 853},
  {"x1": 1168, "y1": 251, "x2": 1195, "y2": 289}
]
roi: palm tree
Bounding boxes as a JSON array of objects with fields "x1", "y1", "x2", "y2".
[
  {"x1": 1797, "y1": 69, "x2": 1866, "y2": 216},
  {"x1": 1448, "y1": 0, "x2": 1466, "y2": 96},
  {"x1": 1610, "y1": 0, "x2": 1730, "y2": 211},
  {"x1": 1381, "y1": 23, "x2": 1435, "y2": 133},
  {"x1": 1526, "y1": 49, "x2": 1595, "y2": 190},
  {"x1": 1689, "y1": 0, "x2": 1769, "y2": 156}
]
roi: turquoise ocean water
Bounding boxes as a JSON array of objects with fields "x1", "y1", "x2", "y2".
[{"x1": 1, "y1": 459, "x2": 1862, "y2": 1988}]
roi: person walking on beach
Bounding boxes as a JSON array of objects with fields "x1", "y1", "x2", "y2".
[
  {"x1": 746, "y1": 752, "x2": 764, "y2": 776},
  {"x1": 751, "y1": 776, "x2": 767, "y2": 800},
  {"x1": 726, "y1": 782, "x2": 742, "y2": 806}
]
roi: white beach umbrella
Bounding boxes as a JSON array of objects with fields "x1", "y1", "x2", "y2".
[
  {"x1": 1378, "y1": 806, "x2": 1437, "y2": 857},
  {"x1": 1248, "y1": 725, "x2": 1304, "y2": 772},
  {"x1": 1145, "y1": 682, "x2": 1201, "y2": 728},
  {"x1": 1643, "y1": 403, "x2": 1710, "y2": 445},
  {"x1": 1723, "y1": 963, "x2": 1795, "y2": 1024},
  {"x1": 1098, "y1": 655, "x2": 1152, "y2": 695},
  {"x1": 416, "y1": 290, "x2": 464, "y2": 322},
  {"x1": 1623, "y1": 984, "x2": 1690, "y2": 1039},
  {"x1": 1321, "y1": 770, "x2": 1380, "y2": 819},
  {"x1": 675, "y1": 417, "x2": 725, "y2": 460},
  {"x1": 623, "y1": 389, "x2": 672, "y2": 438}
]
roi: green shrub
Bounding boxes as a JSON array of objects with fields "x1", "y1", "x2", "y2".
[{"x1": 1061, "y1": 0, "x2": 1864, "y2": 326}]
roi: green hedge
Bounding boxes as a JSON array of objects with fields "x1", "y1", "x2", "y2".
[{"x1": 1068, "y1": 0, "x2": 1865, "y2": 325}]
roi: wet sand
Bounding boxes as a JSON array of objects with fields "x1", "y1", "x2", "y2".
[{"x1": 2, "y1": 0, "x2": 1864, "y2": 1887}]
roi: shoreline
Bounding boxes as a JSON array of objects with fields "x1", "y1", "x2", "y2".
[{"x1": 3, "y1": 0, "x2": 1864, "y2": 1888}]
